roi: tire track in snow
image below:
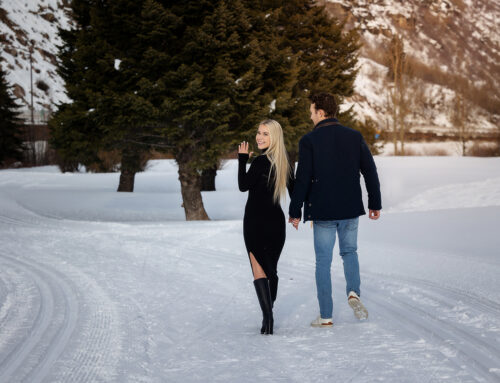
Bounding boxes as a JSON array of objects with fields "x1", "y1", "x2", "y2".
[
  {"x1": 363, "y1": 279, "x2": 500, "y2": 383},
  {"x1": 0, "y1": 193, "x2": 47, "y2": 229},
  {"x1": 0, "y1": 252, "x2": 78, "y2": 382},
  {"x1": 0, "y1": 261, "x2": 39, "y2": 361},
  {"x1": 0, "y1": 250, "x2": 123, "y2": 382},
  {"x1": 0, "y1": 214, "x2": 35, "y2": 228},
  {"x1": 34, "y1": 256, "x2": 122, "y2": 383},
  {"x1": 0, "y1": 195, "x2": 123, "y2": 381},
  {"x1": 367, "y1": 273, "x2": 500, "y2": 316},
  {"x1": 274, "y1": 255, "x2": 500, "y2": 382},
  {"x1": 365, "y1": 274, "x2": 500, "y2": 347}
]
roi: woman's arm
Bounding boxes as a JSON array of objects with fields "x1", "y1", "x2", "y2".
[{"x1": 238, "y1": 154, "x2": 263, "y2": 192}]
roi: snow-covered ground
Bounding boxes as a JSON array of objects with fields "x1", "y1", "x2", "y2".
[
  {"x1": 379, "y1": 141, "x2": 499, "y2": 157},
  {"x1": 0, "y1": 157, "x2": 499, "y2": 382}
]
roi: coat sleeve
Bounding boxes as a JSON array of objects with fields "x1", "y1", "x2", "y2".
[
  {"x1": 359, "y1": 136, "x2": 382, "y2": 210},
  {"x1": 238, "y1": 154, "x2": 263, "y2": 192},
  {"x1": 288, "y1": 135, "x2": 313, "y2": 219},
  {"x1": 286, "y1": 160, "x2": 295, "y2": 198}
]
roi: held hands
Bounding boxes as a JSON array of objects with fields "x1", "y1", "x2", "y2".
[
  {"x1": 369, "y1": 210, "x2": 381, "y2": 220},
  {"x1": 288, "y1": 217, "x2": 300, "y2": 230},
  {"x1": 238, "y1": 141, "x2": 253, "y2": 157}
]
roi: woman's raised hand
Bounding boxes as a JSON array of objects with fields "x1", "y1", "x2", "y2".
[{"x1": 238, "y1": 141, "x2": 253, "y2": 156}]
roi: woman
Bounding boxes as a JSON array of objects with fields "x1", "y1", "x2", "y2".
[{"x1": 238, "y1": 119, "x2": 294, "y2": 335}]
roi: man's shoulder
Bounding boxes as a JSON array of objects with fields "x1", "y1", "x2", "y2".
[
  {"x1": 327, "y1": 122, "x2": 361, "y2": 137},
  {"x1": 309, "y1": 122, "x2": 362, "y2": 139},
  {"x1": 299, "y1": 132, "x2": 313, "y2": 145}
]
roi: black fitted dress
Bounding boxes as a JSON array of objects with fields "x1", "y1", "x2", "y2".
[{"x1": 238, "y1": 151, "x2": 294, "y2": 302}]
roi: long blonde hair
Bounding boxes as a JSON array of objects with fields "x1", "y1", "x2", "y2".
[{"x1": 259, "y1": 119, "x2": 292, "y2": 204}]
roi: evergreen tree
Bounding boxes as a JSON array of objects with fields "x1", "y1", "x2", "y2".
[
  {"x1": 245, "y1": 0, "x2": 362, "y2": 160},
  {"x1": 202, "y1": 4, "x2": 299, "y2": 191},
  {"x1": 50, "y1": 0, "x2": 105, "y2": 172},
  {"x1": 0, "y1": 65, "x2": 24, "y2": 166},
  {"x1": 50, "y1": 0, "x2": 362, "y2": 218},
  {"x1": 50, "y1": 0, "x2": 162, "y2": 190},
  {"x1": 157, "y1": 0, "x2": 289, "y2": 219},
  {"x1": 285, "y1": 0, "x2": 360, "y2": 157},
  {"x1": 239, "y1": 5, "x2": 298, "y2": 143}
]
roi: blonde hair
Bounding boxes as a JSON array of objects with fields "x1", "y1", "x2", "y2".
[{"x1": 259, "y1": 119, "x2": 292, "y2": 204}]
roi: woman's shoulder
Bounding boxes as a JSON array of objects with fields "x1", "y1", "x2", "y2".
[{"x1": 253, "y1": 154, "x2": 270, "y2": 164}]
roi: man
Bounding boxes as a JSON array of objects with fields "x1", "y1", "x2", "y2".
[{"x1": 289, "y1": 92, "x2": 381, "y2": 327}]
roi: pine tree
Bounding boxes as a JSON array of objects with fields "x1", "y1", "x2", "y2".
[
  {"x1": 157, "y1": 0, "x2": 283, "y2": 219},
  {"x1": 200, "y1": 3, "x2": 299, "y2": 191},
  {"x1": 50, "y1": 0, "x2": 106, "y2": 172},
  {"x1": 50, "y1": 0, "x2": 160, "y2": 190},
  {"x1": 246, "y1": 0, "x2": 361, "y2": 161},
  {"x1": 0, "y1": 65, "x2": 24, "y2": 166},
  {"x1": 239, "y1": 4, "x2": 298, "y2": 144}
]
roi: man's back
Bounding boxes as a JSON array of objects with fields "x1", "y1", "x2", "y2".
[
  {"x1": 289, "y1": 118, "x2": 381, "y2": 221},
  {"x1": 288, "y1": 94, "x2": 379, "y2": 325}
]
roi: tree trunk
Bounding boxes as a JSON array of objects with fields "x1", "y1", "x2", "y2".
[
  {"x1": 391, "y1": 94, "x2": 399, "y2": 156},
  {"x1": 177, "y1": 159, "x2": 210, "y2": 220},
  {"x1": 201, "y1": 165, "x2": 217, "y2": 191},
  {"x1": 399, "y1": 116, "x2": 405, "y2": 156},
  {"x1": 392, "y1": 119, "x2": 398, "y2": 156},
  {"x1": 117, "y1": 146, "x2": 140, "y2": 192}
]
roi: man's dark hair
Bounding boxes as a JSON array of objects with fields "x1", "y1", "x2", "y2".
[{"x1": 309, "y1": 93, "x2": 338, "y2": 117}]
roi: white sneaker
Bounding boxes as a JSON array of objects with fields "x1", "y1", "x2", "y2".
[
  {"x1": 310, "y1": 315, "x2": 333, "y2": 327},
  {"x1": 348, "y1": 291, "x2": 368, "y2": 320}
]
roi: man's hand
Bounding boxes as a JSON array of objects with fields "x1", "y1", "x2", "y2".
[
  {"x1": 288, "y1": 217, "x2": 300, "y2": 230},
  {"x1": 369, "y1": 210, "x2": 380, "y2": 220}
]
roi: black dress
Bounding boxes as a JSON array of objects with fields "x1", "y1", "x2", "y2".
[{"x1": 238, "y1": 151, "x2": 294, "y2": 302}]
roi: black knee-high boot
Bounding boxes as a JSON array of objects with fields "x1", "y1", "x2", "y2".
[
  {"x1": 269, "y1": 275, "x2": 278, "y2": 306},
  {"x1": 253, "y1": 278, "x2": 274, "y2": 335}
]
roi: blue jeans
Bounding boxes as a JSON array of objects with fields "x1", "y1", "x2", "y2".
[{"x1": 313, "y1": 218, "x2": 360, "y2": 318}]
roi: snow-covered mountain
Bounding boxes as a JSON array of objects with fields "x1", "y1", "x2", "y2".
[
  {"x1": 0, "y1": 0, "x2": 72, "y2": 122},
  {"x1": 324, "y1": 0, "x2": 500, "y2": 134},
  {"x1": 0, "y1": 0, "x2": 498, "y2": 133}
]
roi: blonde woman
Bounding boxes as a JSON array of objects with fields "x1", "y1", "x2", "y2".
[{"x1": 238, "y1": 119, "x2": 295, "y2": 335}]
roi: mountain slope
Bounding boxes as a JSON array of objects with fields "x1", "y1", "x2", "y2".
[
  {"x1": 0, "y1": 0, "x2": 498, "y2": 133},
  {"x1": 324, "y1": 0, "x2": 499, "y2": 134},
  {"x1": 0, "y1": 0, "x2": 72, "y2": 121}
]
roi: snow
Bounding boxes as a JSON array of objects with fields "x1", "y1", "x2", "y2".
[
  {"x1": 269, "y1": 99, "x2": 276, "y2": 113},
  {"x1": 380, "y1": 141, "x2": 462, "y2": 156},
  {"x1": 0, "y1": 0, "x2": 73, "y2": 109},
  {"x1": 0, "y1": 157, "x2": 499, "y2": 382}
]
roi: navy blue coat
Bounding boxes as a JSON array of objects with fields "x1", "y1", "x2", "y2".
[{"x1": 289, "y1": 118, "x2": 381, "y2": 222}]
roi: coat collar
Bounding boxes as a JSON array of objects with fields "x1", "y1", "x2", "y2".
[{"x1": 314, "y1": 118, "x2": 339, "y2": 130}]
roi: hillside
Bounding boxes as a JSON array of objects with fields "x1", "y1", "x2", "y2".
[
  {"x1": 0, "y1": 0, "x2": 498, "y2": 133},
  {"x1": 324, "y1": 0, "x2": 500, "y2": 134},
  {"x1": 0, "y1": 0, "x2": 72, "y2": 122}
]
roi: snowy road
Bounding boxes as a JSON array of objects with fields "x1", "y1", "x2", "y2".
[{"x1": 0, "y1": 158, "x2": 499, "y2": 382}]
